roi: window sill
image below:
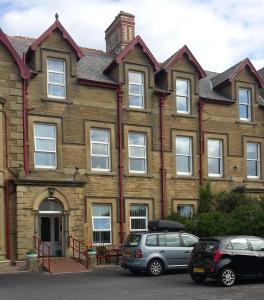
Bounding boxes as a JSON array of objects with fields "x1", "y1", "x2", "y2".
[
  {"x1": 235, "y1": 120, "x2": 257, "y2": 126},
  {"x1": 172, "y1": 176, "x2": 198, "y2": 180},
  {"x1": 243, "y1": 178, "x2": 264, "y2": 183},
  {"x1": 125, "y1": 173, "x2": 154, "y2": 178},
  {"x1": 41, "y1": 97, "x2": 73, "y2": 104},
  {"x1": 171, "y1": 113, "x2": 197, "y2": 119},
  {"x1": 124, "y1": 107, "x2": 151, "y2": 114},
  {"x1": 87, "y1": 171, "x2": 117, "y2": 177},
  {"x1": 206, "y1": 177, "x2": 230, "y2": 182}
]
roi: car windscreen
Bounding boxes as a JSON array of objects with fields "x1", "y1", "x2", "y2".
[
  {"x1": 192, "y1": 240, "x2": 220, "y2": 254},
  {"x1": 124, "y1": 234, "x2": 141, "y2": 247}
]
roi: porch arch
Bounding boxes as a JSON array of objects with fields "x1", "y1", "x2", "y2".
[{"x1": 32, "y1": 188, "x2": 70, "y2": 212}]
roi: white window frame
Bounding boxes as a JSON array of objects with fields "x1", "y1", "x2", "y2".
[
  {"x1": 129, "y1": 204, "x2": 148, "y2": 232},
  {"x1": 128, "y1": 71, "x2": 144, "y2": 109},
  {"x1": 176, "y1": 136, "x2": 193, "y2": 176},
  {"x1": 128, "y1": 132, "x2": 147, "y2": 174},
  {"x1": 47, "y1": 58, "x2": 66, "y2": 99},
  {"x1": 208, "y1": 139, "x2": 223, "y2": 177},
  {"x1": 176, "y1": 78, "x2": 190, "y2": 114},
  {"x1": 90, "y1": 128, "x2": 111, "y2": 172},
  {"x1": 92, "y1": 204, "x2": 112, "y2": 245},
  {"x1": 246, "y1": 143, "x2": 260, "y2": 179},
  {"x1": 239, "y1": 88, "x2": 251, "y2": 121},
  {"x1": 34, "y1": 123, "x2": 57, "y2": 169}
]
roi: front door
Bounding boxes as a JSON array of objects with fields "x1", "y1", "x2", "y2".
[{"x1": 40, "y1": 215, "x2": 62, "y2": 256}]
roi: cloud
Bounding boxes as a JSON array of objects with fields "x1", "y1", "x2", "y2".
[{"x1": 1, "y1": 0, "x2": 264, "y2": 72}]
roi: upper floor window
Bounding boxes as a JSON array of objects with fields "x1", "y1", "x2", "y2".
[
  {"x1": 34, "y1": 123, "x2": 56, "y2": 169},
  {"x1": 128, "y1": 72, "x2": 144, "y2": 109},
  {"x1": 208, "y1": 139, "x2": 223, "y2": 177},
  {"x1": 92, "y1": 204, "x2": 111, "y2": 244},
  {"x1": 130, "y1": 204, "x2": 148, "y2": 231},
  {"x1": 239, "y1": 88, "x2": 251, "y2": 121},
  {"x1": 176, "y1": 79, "x2": 190, "y2": 114},
  {"x1": 246, "y1": 143, "x2": 260, "y2": 179},
  {"x1": 176, "y1": 136, "x2": 192, "y2": 175},
  {"x1": 90, "y1": 129, "x2": 110, "y2": 171},
  {"x1": 128, "y1": 132, "x2": 147, "y2": 173},
  {"x1": 47, "y1": 58, "x2": 66, "y2": 99}
]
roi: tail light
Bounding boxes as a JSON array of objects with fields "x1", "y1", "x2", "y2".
[
  {"x1": 135, "y1": 248, "x2": 143, "y2": 258},
  {"x1": 213, "y1": 249, "x2": 223, "y2": 262}
]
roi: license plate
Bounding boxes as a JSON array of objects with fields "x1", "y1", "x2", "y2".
[{"x1": 193, "y1": 267, "x2": 204, "y2": 273}]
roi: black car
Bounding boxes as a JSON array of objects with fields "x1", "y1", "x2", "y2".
[{"x1": 189, "y1": 235, "x2": 264, "y2": 287}]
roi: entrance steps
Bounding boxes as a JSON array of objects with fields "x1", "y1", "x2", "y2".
[{"x1": 43, "y1": 257, "x2": 89, "y2": 274}]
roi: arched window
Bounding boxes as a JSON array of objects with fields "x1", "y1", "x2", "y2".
[{"x1": 39, "y1": 199, "x2": 63, "y2": 213}]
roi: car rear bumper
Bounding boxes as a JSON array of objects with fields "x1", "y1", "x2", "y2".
[{"x1": 121, "y1": 258, "x2": 148, "y2": 270}]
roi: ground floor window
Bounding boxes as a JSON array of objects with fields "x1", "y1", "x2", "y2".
[
  {"x1": 177, "y1": 204, "x2": 194, "y2": 218},
  {"x1": 92, "y1": 204, "x2": 111, "y2": 244},
  {"x1": 130, "y1": 204, "x2": 148, "y2": 231}
]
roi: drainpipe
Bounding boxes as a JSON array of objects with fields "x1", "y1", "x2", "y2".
[
  {"x1": 159, "y1": 94, "x2": 166, "y2": 219},
  {"x1": 0, "y1": 109, "x2": 17, "y2": 260},
  {"x1": 198, "y1": 98, "x2": 205, "y2": 186},
  {"x1": 22, "y1": 53, "x2": 29, "y2": 176},
  {"x1": 116, "y1": 85, "x2": 124, "y2": 244}
]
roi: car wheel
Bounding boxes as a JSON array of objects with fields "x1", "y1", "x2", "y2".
[
  {"x1": 190, "y1": 273, "x2": 206, "y2": 283},
  {"x1": 218, "y1": 267, "x2": 236, "y2": 287},
  {"x1": 148, "y1": 259, "x2": 164, "y2": 276},
  {"x1": 128, "y1": 268, "x2": 141, "y2": 274}
]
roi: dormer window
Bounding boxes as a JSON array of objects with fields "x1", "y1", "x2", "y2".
[
  {"x1": 239, "y1": 88, "x2": 251, "y2": 121},
  {"x1": 47, "y1": 58, "x2": 66, "y2": 99},
  {"x1": 128, "y1": 72, "x2": 144, "y2": 109},
  {"x1": 176, "y1": 79, "x2": 190, "y2": 114}
]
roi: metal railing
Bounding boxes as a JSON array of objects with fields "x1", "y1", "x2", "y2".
[
  {"x1": 69, "y1": 236, "x2": 89, "y2": 269},
  {"x1": 33, "y1": 236, "x2": 51, "y2": 272}
]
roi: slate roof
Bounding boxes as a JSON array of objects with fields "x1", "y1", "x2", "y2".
[
  {"x1": 211, "y1": 60, "x2": 242, "y2": 88},
  {"x1": 199, "y1": 71, "x2": 234, "y2": 103},
  {"x1": 259, "y1": 67, "x2": 264, "y2": 80},
  {"x1": 8, "y1": 36, "x2": 116, "y2": 84}
]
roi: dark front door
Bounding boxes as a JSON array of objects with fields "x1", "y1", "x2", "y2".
[{"x1": 40, "y1": 215, "x2": 62, "y2": 256}]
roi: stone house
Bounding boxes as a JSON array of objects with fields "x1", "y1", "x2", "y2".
[{"x1": 1, "y1": 11, "x2": 264, "y2": 262}]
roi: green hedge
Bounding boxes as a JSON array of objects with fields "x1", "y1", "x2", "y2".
[{"x1": 168, "y1": 185, "x2": 264, "y2": 238}]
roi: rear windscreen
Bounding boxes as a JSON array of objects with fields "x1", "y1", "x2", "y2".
[
  {"x1": 124, "y1": 234, "x2": 141, "y2": 247},
  {"x1": 193, "y1": 240, "x2": 220, "y2": 254}
]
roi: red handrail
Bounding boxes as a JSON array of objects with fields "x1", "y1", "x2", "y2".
[
  {"x1": 69, "y1": 236, "x2": 89, "y2": 269},
  {"x1": 32, "y1": 236, "x2": 51, "y2": 272}
]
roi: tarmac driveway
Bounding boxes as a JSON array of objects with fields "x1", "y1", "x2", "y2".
[{"x1": 0, "y1": 266, "x2": 264, "y2": 300}]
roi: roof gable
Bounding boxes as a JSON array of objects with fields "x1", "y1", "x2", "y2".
[
  {"x1": 212, "y1": 58, "x2": 264, "y2": 88},
  {"x1": 104, "y1": 35, "x2": 159, "y2": 73},
  {"x1": 26, "y1": 17, "x2": 84, "y2": 61},
  {"x1": 160, "y1": 45, "x2": 206, "y2": 78},
  {"x1": 0, "y1": 28, "x2": 30, "y2": 79}
]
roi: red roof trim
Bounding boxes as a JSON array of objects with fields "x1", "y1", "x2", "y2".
[
  {"x1": 28, "y1": 19, "x2": 84, "y2": 60},
  {"x1": 0, "y1": 28, "x2": 31, "y2": 79},
  {"x1": 163, "y1": 45, "x2": 206, "y2": 78},
  {"x1": 229, "y1": 58, "x2": 264, "y2": 88},
  {"x1": 104, "y1": 35, "x2": 159, "y2": 73}
]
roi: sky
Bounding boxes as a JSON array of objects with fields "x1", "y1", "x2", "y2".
[{"x1": 1, "y1": 0, "x2": 264, "y2": 72}]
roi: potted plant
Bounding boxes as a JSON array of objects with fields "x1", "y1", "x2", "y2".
[{"x1": 87, "y1": 245, "x2": 97, "y2": 256}]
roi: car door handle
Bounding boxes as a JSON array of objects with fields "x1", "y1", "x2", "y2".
[
  {"x1": 185, "y1": 251, "x2": 191, "y2": 254},
  {"x1": 160, "y1": 250, "x2": 165, "y2": 253}
]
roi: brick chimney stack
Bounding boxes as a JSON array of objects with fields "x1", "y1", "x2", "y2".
[{"x1": 105, "y1": 11, "x2": 135, "y2": 55}]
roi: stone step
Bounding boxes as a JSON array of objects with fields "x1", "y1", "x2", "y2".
[{"x1": 0, "y1": 260, "x2": 26, "y2": 273}]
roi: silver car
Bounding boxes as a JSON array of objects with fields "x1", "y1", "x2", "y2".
[{"x1": 121, "y1": 231, "x2": 199, "y2": 276}]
